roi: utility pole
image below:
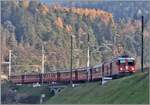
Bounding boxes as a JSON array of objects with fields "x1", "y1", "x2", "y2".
[
  {"x1": 141, "y1": 16, "x2": 144, "y2": 72},
  {"x1": 66, "y1": 24, "x2": 73, "y2": 86},
  {"x1": 2, "y1": 50, "x2": 12, "y2": 78},
  {"x1": 111, "y1": 15, "x2": 116, "y2": 57},
  {"x1": 70, "y1": 35, "x2": 73, "y2": 86},
  {"x1": 8, "y1": 50, "x2": 12, "y2": 77},
  {"x1": 87, "y1": 33, "x2": 90, "y2": 81},
  {"x1": 42, "y1": 44, "x2": 45, "y2": 74},
  {"x1": 41, "y1": 44, "x2": 45, "y2": 84}
]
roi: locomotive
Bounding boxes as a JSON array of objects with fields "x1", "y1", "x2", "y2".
[{"x1": 9, "y1": 55, "x2": 136, "y2": 84}]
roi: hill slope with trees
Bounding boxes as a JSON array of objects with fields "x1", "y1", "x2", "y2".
[{"x1": 1, "y1": 0, "x2": 150, "y2": 75}]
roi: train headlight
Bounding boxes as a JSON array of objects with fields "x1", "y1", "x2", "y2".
[
  {"x1": 120, "y1": 68, "x2": 123, "y2": 71},
  {"x1": 131, "y1": 67, "x2": 135, "y2": 71}
]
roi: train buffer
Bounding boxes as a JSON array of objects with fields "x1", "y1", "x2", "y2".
[{"x1": 101, "y1": 77, "x2": 112, "y2": 85}]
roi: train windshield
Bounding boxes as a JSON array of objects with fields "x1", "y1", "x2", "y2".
[
  {"x1": 128, "y1": 60, "x2": 135, "y2": 66},
  {"x1": 118, "y1": 59, "x2": 135, "y2": 66},
  {"x1": 118, "y1": 59, "x2": 126, "y2": 65}
]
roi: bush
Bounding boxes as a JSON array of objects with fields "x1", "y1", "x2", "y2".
[{"x1": 18, "y1": 95, "x2": 40, "y2": 104}]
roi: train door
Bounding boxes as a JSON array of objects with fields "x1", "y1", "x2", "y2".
[
  {"x1": 57, "y1": 72, "x2": 60, "y2": 81},
  {"x1": 106, "y1": 64, "x2": 109, "y2": 76},
  {"x1": 51, "y1": 73, "x2": 57, "y2": 81},
  {"x1": 78, "y1": 70, "x2": 87, "y2": 81},
  {"x1": 92, "y1": 68, "x2": 100, "y2": 81},
  {"x1": 74, "y1": 70, "x2": 78, "y2": 81},
  {"x1": 102, "y1": 63, "x2": 104, "y2": 77},
  {"x1": 104, "y1": 63, "x2": 108, "y2": 76},
  {"x1": 110, "y1": 62, "x2": 112, "y2": 76},
  {"x1": 111, "y1": 60, "x2": 119, "y2": 75}
]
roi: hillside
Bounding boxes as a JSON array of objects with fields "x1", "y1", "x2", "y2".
[
  {"x1": 1, "y1": 0, "x2": 150, "y2": 75},
  {"x1": 46, "y1": 72, "x2": 149, "y2": 104},
  {"x1": 1, "y1": 0, "x2": 114, "y2": 74}
]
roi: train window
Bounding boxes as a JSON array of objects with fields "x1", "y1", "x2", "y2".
[
  {"x1": 120, "y1": 60, "x2": 125, "y2": 63},
  {"x1": 45, "y1": 74, "x2": 47, "y2": 78},
  {"x1": 93, "y1": 68, "x2": 99, "y2": 73},
  {"x1": 128, "y1": 60, "x2": 135, "y2": 66},
  {"x1": 79, "y1": 70, "x2": 87, "y2": 75},
  {"x1": 118, "y1": 60, "x2": 125, "y2": 65},
  {"x1": 47, "y1": 74, "x2": 50, "y2": 77},
  {"x1": 96, "y1": 68, "x2": 99, "y2": 72},
  {"x1": 51, "y1": 73, "x2": 56, "y2": 77},
  {"x1": 62, "y1": 72, "x2": 68, "y2": 76}
]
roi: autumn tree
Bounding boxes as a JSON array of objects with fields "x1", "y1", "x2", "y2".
[
  {"x1": 19, "y1": 0, "x2": 29, "y2": 9},
  {"x1": 38, "y1": 3, "x2": 49, "y2": 15},
  {"x1": 55, "y1": 17, "x2": 64, "y2": 28}
]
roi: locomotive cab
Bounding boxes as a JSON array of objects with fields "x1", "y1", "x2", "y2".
[{"x1": 117, "y1": 56, "x2": 135, "y2": 73}]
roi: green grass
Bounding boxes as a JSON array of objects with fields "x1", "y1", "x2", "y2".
[{"x1": 46, "y1": 72, "x2": 149, "y2": 104}]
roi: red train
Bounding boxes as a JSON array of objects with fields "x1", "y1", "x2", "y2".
[{"x1": 9, "y1": 55, "x2": 136, "y2": 84}]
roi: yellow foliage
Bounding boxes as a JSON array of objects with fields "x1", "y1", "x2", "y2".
[
  {"x1": 39, "y1": 4, "x2": 49, "y2": 15},
  {"x1": 55, "y1": 17, "x2": 64, "y2": 28},
  {"x1": 84, "y1": 8, "x2": 90, "y2": 16},
  {"x1": 67, "y1": 7, "x2": 113, "y2": 25},
  {"x1": 20, "y1": 0, "x2": 29, "y2": 9},
  {"x1": 71, "y1": 7, "x2": 76, "y2": 13},
  {"x1": 64, "y1": 7, "x2": 70, "y2": 13},
  {"x1": 66, "y1": 25, "x2": 72, "y2": 33},
  {"x1": 51, "y1": 5, "x2": 114, "y2": 25}
]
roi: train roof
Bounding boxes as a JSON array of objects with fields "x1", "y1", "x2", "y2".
[
  {"x1": 118, "y1": 57, "x2": 135, "y2": 60},
  {"x1": 112, "y1": 55, "x2": 135, "y2": 60},
  {"x1": 47, "y1": 67, "x2": 91, "y2": 73}
]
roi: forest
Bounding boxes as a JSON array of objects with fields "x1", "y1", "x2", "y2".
[{"x1": 1, "y1": 0, "x2": 150, "y2": 75}]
